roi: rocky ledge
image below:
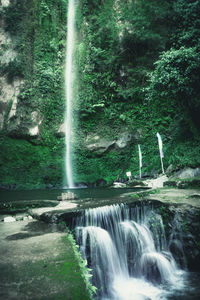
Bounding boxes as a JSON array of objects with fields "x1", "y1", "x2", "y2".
[{"x1": 0, "y1": 219, "x2": 92, "y2": 300}]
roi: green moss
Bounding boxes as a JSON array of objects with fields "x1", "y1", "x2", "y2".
[{"x1": 46, "y1": 233, "x2": 95, "y2": 299}]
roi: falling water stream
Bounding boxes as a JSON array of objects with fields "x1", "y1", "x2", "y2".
[
  {"x1": 74, "y1": 203, "x2": 188, "y2": 300},
  {"x1": 64, "y1": 0, "x2": 75, "y2": 188}
]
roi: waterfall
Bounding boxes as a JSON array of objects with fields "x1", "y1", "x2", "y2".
[
  {"x1": 64, "y1": 0, "x2": 75, "y2": 188},
  {"x1": 74, "y1": 204, "x2": 186, "y2": 300}
]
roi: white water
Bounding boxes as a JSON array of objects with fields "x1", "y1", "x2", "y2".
[
  {"x1": 64, "y1": 0, "x2": 75, "y2": 188},
  {"x1": 156, "y1": 132, "x2": 165, "y2": 174},
  {"x1": 75, "y1": 204, "x2": 186, "y2": 300}
]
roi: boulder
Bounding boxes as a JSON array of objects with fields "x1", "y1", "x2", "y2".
[
  {"x1": 174, "y1": 167, "x2": 200, "y2": 179},
  {"x1": 75, "y1": 182, "x2": 88, "y2": 188},
  {"x1": 86, "y1": 134, "x2": 115, "y2": 154},
  {"x1": 84, "y1": 130, "x2": 134, "y2": 154},
  {"x1": 163, "y1": 181, "x2": 177, "y2": 187},
  {"x1": 0, "y1": 76, "x2": 23, "y2": 130},
  {"x1": 113, "y1": 182, "x2": 127, "y2": 188},
  {"x1": 165, "y1": 164, "x2": 176, "y2": 175},
  {"x1": 57, "y1": 192, "x2": 78, "y2": 201},
  {"x1": 28, "y1": 111, "x2": 43, "y2": 137},
  {"x1": 95, "y1": 179, "x2": 107, "y2": 187},
  {"x1": 188, "y1": 193, "x2": 200, "y2": 199},
  {"x1": 1, "y1": 0, "x2": 10, "y2": 7},
  {"x1": 177, "y1": 179, "x2": 200, "y2": 189},
  {"x1": 115, "y1": 132, "x2": 132, "y2": 148},
  {"x1": 4, "y1": 216, "x2": 16, "y2": 223}
]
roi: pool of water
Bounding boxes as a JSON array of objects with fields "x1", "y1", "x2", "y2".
[
  {"x1": 166, "y1": 271, "x2": 200, "y2": 300},
  {"x1": 0, "y1": 187, "x2": 140, "y2": 202},
  {"x1": 110, "y1": 271, "x2": 200, "y2": 300}
]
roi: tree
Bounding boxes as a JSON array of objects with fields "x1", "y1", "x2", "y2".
[{"x1": 146, "y1": 46, "x2": 200, "y2": 133}]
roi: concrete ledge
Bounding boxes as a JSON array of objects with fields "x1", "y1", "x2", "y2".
[{"x1": 0, "y1": 220, "x2": 92, "y2": 300}]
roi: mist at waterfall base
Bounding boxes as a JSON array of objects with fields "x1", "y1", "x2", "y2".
[{"x1": 71, "y1": 203, "x2": 199, "y2": 300}]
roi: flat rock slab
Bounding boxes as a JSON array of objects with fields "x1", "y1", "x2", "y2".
[
  {"x1": 30, "y1": 201, "x2": 78, "y2": 219},
  {"x1": 0, "y1": 220, "x2": 91, "y2": 300},
  {"x1": 146, "y1": 188, "x2": 200, "y2": 207},
  {"x1": 0, "y1": 200, "x2": 58, "y2": 214}
]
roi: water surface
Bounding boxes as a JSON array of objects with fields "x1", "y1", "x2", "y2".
[{"x1": 0, "y1": 187, "x2": 140, "y2": 202}]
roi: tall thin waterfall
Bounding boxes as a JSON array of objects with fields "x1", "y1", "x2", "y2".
[
  {"x1": 64, "y1": 0, "x2": 75, "y2": 188},
  {"x1": 74, "y1": 204, "x2": 186, "y2": 300}
]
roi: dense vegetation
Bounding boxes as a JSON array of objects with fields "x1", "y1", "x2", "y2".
[{"x1": 0, "y1": 0, "x2": 200, "y2": 189}]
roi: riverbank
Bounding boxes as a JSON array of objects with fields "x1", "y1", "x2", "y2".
[{"x1": 144, "y1": 188, "x2": 200, "y2": 207}]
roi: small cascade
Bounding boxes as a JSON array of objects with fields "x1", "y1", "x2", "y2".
[{"x1": 74, "y1": 204, "x2": 186, "y2": 300}]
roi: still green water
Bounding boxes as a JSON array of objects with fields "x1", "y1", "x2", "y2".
[{"x1": 0, "y1": 188, "x2": 140, "y2": 202}]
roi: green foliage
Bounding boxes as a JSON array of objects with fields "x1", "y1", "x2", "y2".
[
  {"x1": 3, "y1": 0, "x2": 25, "y2": 35},
  {"x1": 1, "y1": 0, "x2": 200, "y2": 187},
  {"x1": 66, "y1": 231, "x2": 96, "y2": 299},
  {"x1": 0, "y1": 136, "x2": 63, "y2": 188},
  {"x1": 147, "y1": 47, "x2": 200, "y2": 106},
  {"x1": 166, "y1": 140, "x2": 200, "y2": 168},
  {"x1": 172, "y1": 0, "x2": 200, "y2": 48}
]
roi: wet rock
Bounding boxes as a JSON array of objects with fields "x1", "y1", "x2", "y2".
[
  {"x1": 0, "y1": 184, "x2": 9, "y2": 190},
  {"x1": 15, "y1": 215, "x2": 24, "y2": 221},
  {"x1": 117, "y1": 177, "x2": 126, "y2": 183},
  {"x1": 127, "y1": 180, "x2": 146, "y2": 187},
  {"x1": 163, "y1": 180, "x2": 177, "y2": 187},
  {"x1": 96, "y1": 179, "x2": 107, "y2": 187},
  {"x1": 177, "y1": 179, "x2": 200, "y2": 189},
  {"x1": 113, "y1": 182, "x2": 127, "y2": 188},
  {"x1": 177, "y1": 181, "x2": 188, "y2": 189},
  {"x1": 188, "y1": 193, "x2": 200, "y2": 199},
  {"x1": 174, "y1": 167, "x2": 200, "y2": 179},
  {"x1": 87, "y1": 180, "x2": 109, "y2": 188},
  {"x1": 4, "y1": 216, "x2": 16, "y2": 223},
  {"x1": 57, "y1": 192, "x2": 78, "y2": 201},
  {"x1": 75, "y1": 182, "x2": 88, "y2": 188},
  {"x1": 45, "y1": 183, "x2": 54, "y2": 189}
]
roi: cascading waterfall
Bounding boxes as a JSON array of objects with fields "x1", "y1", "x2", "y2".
[
  {"x1": 75, "y1": 204, "x2": 186, "y2": 300},
  {"x1": 64, "y1": 0, "x2": 75, "y2": 188}
]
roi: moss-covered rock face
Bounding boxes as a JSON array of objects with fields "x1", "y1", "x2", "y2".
[
  {"x1": 0, "y1": 0, "x2": 67, "y2": 188},
  {"x1": 0, "y1": 0, "x2": 200, "y2": 189}
]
